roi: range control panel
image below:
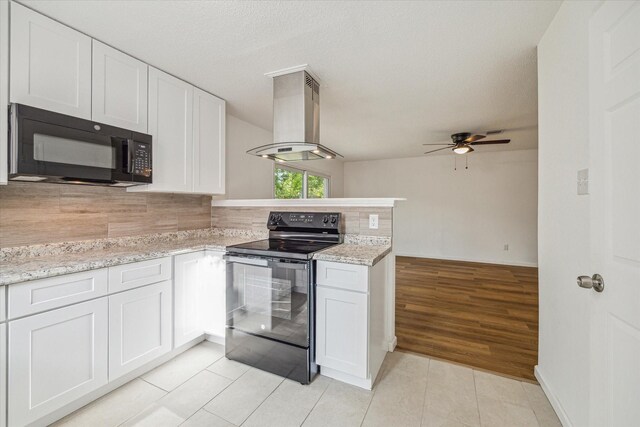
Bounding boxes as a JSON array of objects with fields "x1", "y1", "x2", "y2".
[{"x1": 267, "y1": 211, "x2": 341, "y2": 230}]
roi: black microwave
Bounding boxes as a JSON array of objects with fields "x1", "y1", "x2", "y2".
[{"x1": 9, "y1": 103, "x2": 152, "y2": 186}]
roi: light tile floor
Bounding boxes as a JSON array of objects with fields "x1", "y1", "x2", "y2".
[{"x1": 53, "y1": 341, "x2": 562, "y2": 427}]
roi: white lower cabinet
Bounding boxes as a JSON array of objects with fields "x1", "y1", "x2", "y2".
[
  {"x1": 1, "y1": 323, "x2": 6, "y2": 427},
  {"x1": 203, "y1": 250, "x2": 226, "y2": 338},
  {"x1": 8, "y1": 298, "x2": 109, "y2": 426},
  {"x1": 174, "y1": 252, "x2": 206, "y2": 347},
  {"x1": 174, "y1": 250, "x2": 226, "y2": 345},
  {"x1": 316, "y1": 286, "x2": 368, "y2": 377},
  {"x1": 315, "y1": 257, "x2": 390, "y2": 390},
  {"x1": 108, "y1": 281, "x2": 172, "y2": 381}
]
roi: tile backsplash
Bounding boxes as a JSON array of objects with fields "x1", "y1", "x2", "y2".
[
  {"x1": 211, "y1": 206, "x2": 393, "y2": 238},
  {"x1": 0, "y1": 182, "x2": 212, "y2": 248}
]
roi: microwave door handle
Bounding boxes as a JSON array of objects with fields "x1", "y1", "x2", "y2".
[{"x1": 124, "y1": 139, "x2": 134, "y2": 173}]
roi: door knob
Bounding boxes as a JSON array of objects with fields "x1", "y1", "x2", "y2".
[{"x1": 577, "y1": 274, "x2": 605, "y2": 292}]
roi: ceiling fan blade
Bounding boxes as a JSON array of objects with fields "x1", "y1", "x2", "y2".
[
  {"x1": 464, "y1": 134, "x2": 486, "y2": 143},
  {"x1": 424, "y1": 146, "x2": 452, "y2": 155},
  {"x1": 422, "y1": 143, "x2": 454, "y2": 146},
  {"x1": 469, "y1": 139, "x2": 511, "y2": 145}
]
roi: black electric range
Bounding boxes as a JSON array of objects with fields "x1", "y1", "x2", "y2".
[{"x1": 224, "y1": 211, "x2": 342, "y2": 384}]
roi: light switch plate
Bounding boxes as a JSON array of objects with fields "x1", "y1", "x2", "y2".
[
  {"x1": 577, "y1": 168, "x2": 589, "y2": 195},
  {"x1": 369, "y1": 214, "x2": 379, "y2": 229}
]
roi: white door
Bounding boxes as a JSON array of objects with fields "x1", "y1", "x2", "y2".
[
  {"x1": 8, "y1": 298, "x2": 108, "y2": 426},
  {"x1": 174, "y1": 251, "x2": 205, "y2": 347},
  {"x1": 109, "y1": 281, "x2": 172, "y2": 381},
  {"x1": 136, "y1": 67, "x2": 193, "y2": 193},
  {"x1": 193, "y1": 88, "x2": 225, "y2": 194},
  {"x1": 316, "y1": 286, "x2": 368, "y2": 378},
  {"x1": 588, "y1": 2, "x2": 640, "y2": 426},
  {"x1": 92, "y1": 40, "x2": 148, "y2": 132},
  {"x1": 9, "y1": 2, "x2": 91, "y2": 118}
]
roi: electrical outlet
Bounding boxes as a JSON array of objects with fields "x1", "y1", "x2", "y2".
[
  {"x1": 577, "y1": 168, "x2": 589, "y2": 195},
  {"x1": 369, "y1": 214, "x2": 379, "y2": 229},
  {"x1": 504, "y1": 244, "x2": 509, "y2": 251}
]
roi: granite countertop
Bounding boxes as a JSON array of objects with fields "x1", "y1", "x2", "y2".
[
  {"x1": 0, "y1": 229, "x2": 393, "y2": 286},
  {"x1": 313, "y1": 243, "x2": 392, "y2": 267},
  {"x1": 0, "y1": 230, "x2": 259, "y2": 286}
]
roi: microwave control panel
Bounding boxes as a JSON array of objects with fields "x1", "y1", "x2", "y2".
[{"x1": 132, "y1": 141, "x2": 152, "y2": 177}]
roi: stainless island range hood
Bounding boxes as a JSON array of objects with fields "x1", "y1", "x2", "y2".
[{"x1": 247, "y1": 70, "x2": 342, "y2": 162}]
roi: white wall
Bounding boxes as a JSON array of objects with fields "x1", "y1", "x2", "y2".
[
  {"x1": 536, "y1": 2, "x2": 599, "y2": 426},
  {"x1": 343, "y1": 149, "x2": 538, "y2": 266},
  {"x1": 221, "y1": 115, "x2": 344, "y2": 200}
]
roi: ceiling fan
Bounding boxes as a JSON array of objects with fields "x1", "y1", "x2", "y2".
[{"x1": 423, "y1": 131, "x2": 510, "y2": 155}]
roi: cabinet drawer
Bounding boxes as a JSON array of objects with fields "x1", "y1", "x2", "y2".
[
  {"x1": 8, "y1": 269, "x2": 108, "y2": 319},
  {"x1": 316, "y1": 261, "x2": 369, "y2": 293},
  {"x1": 108, "y1": 257, "x2": 172, "y2": 293}
]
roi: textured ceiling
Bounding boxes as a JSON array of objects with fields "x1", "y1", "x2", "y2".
[{"x1": 21, "y1": 0, "x2": 561, "y2": 161}]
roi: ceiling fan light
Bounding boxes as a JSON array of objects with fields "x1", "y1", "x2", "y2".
[{"x1": 453, "y1": 145, "x2": 471, "y2": 154}]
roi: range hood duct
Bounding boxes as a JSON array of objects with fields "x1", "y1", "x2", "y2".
[{"x1": 247, "y1": 70, "x2": 342, "y2": 162}]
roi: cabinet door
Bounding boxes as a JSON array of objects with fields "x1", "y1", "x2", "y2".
[
  {"x1": 9, "y1": 2, "x2": 91, "y2": 118},
  {"x1": 316, "y1": 286, "x2": 368, "y2": 378},
  {"x1": 8, "y1": 298, "x2": 108, "y2": 426},
  {"x1": 202, "y1": 250, "x2": 226, "y2": 338},
  {"x1": 0, "y1": 323, "x2": 6, "y2": 427},
  {"x1": 141, "y1": 67, "x2": 193, "y2": 192},
  {"x1": 92, "y1": 40, "x2": 148, "y2": 132},
  {"x1": 1, "y1": 0, "x2": 9, "y2": 185},
  {"x1": 109, "y1": 281, "x2": 172, "y2": 381},
  {"x1": 193, "y1": 88, "x2": 225, "y2": 194},
  {"x1": 174, "y1": 251, "x2": 205, "y2": 347}
]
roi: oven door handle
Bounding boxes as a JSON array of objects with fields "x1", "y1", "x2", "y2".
[{"x1": 224, "y1": 255, "x2": 308, "y2": 270}]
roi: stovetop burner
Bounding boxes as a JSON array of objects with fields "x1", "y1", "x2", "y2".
[
  {"x1": 226, "y1": 211, "x2": 342, "y2": 260},
  {"x1": 227, "y1": 238, "x2": 338, "y2": 260}
]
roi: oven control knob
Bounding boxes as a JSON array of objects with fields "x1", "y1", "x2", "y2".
[
  {"x1": 331, "y1": 216, "x2": 337, "y2": 224},
  {"x1": 270, "y1": 214, "x2": 276, "y2": 222},
  {"x1": 276, "y1": 214, "x2": 282, "y2": 222},
  {"x1": 322, "y1": 215, "x2": 329, "y2": 224}
]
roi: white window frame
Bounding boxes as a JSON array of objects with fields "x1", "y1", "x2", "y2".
[{"x1": 273, "y1": 164, "x2": 331, "y2": 199}]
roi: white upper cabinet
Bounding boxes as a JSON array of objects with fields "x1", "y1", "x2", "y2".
[
  {"x1": 193, "y1": 88, "x2": 225, "y2": 194},
  {"x1": 143, "y1": 67, "x2": 193, "y2": 193},
  {"x1": 92, "y1": 40, "x2": 148, "y2": 132},
  {"x1": 9, "y1": 2, "x2": 92, "y2": 119}
]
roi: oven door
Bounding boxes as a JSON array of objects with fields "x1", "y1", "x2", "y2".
[
  {"x1": 226, "y1": 254, "x2": 311, "y2": 348},
  {"x1": 10, "y1": 103, "x2": 136, "y2": 184}
]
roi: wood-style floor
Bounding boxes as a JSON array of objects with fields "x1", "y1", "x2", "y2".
[{"x1": 396, "y1": 256, "x2": 539, "y2": 380}]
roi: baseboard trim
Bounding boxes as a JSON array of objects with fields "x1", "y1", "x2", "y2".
[
  {"x1": 320, "y1": 366, "x2": 373, "y2": 390},
  {"x1": 205, "y1": 333, "x2": 225, "y2": 345},
  {"x1": 34, "y1": 336, "x2": 206, "y2": 426},
  {"x1": 535, "y1": 365, "x2": 572, "y2": 427},
  {"x1": 394, "y1": 252, "x2": 538, "y2": 268},
  {"x1": 388, "y1": 336, "x2": 397, "y2": 351}
]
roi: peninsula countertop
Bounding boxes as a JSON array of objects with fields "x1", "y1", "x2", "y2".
[{"x1": 0, "y1": 229, "x2": 393, "y2": 286}]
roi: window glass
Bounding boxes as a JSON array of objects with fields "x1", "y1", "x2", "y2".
[
  {"x1": 274, "y1": 166, "x2": 303, "y2": 199},
  {"x1": 307, "y1": 174, "x2": 328, "y2": 198},
  {"x1": 274, "y1": 166, "x2": 330, "y2": 199}
]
